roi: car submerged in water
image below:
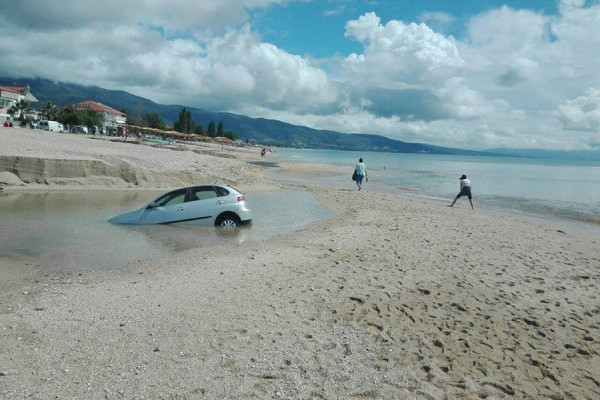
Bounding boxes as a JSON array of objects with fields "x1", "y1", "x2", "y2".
[{"x1": 108, "y1": 184, "x2": 252, "y2": 228}]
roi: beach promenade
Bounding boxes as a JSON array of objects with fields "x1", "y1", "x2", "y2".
[{"x1": 1, "y1": 127, "x2": 599, "y2": 399}]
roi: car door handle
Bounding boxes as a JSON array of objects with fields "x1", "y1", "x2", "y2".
[
  {"x1": 216, "y1": 201, "x2": 224, "y2": 205},
  {"x1": 177, "y1": 207, "x2": 185, "y2": 211}
]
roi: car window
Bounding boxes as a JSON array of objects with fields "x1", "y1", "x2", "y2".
[
  {"x1": 153, "y1": 189, "x2": 187, "y2": 207},
  {"x1": 214, "y1": 186, "x2": 230, "y2": 197},
  {"x1": 188, "y1": 186, "x2": 218, "y2": 202}
]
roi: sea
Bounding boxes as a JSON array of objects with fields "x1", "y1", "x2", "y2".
[{"x1": 268, "y1": 148, "x2": 600, "y2": 229}]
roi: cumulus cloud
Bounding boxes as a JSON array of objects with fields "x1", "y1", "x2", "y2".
[
  {"x1": 0, "y1": 3, "x2": 336, "y2": 114},
  {"x1": 338, "y1": 12, "x2": 498, "y2": 123},
  {"x1": 419, "y1": 11, "x2": 455, "y2": 26},
  {"x1": 557, "y1": 88, "x2": 600, "y2": 131},
  {"x1": 319, "y1": 2, "x2": 600, "y2": 149},
  {"x1": 344, "y1": 12, "x2": 464, "y2": 73},
  {"x1": 460, "y1": 2, "x2": 600, "y2": 102},
  {"x1": 465, "y1": 6, "x2": 548, "y2": 52},
  {"x1": 434, "y1": 78, "x2": 496, "y2": 120},
  {"x1": 0, "y1": 0, "x2": 292, "y2": 32},
  {"x1": 495, "y1": 57, "x2": 541, "y2": 87},
  {"x1": 194, "y1": 26, "x2": 337, "y2": 111}
]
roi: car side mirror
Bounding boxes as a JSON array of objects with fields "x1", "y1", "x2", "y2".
[{"x1": 147, "y1": 202, "x2": 157, "y2": 209}]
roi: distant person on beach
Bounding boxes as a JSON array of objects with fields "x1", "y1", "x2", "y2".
[
  {"x1": 354, "y1": 158, "x2": 368, "y2": 191},
  {"x1": 450, "y1": 174, "x2": 474, "y2": 209}
]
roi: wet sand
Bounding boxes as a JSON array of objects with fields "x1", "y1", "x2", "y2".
[{"x1": 1, "y1": 127, "x2": 599, "y2": 399}]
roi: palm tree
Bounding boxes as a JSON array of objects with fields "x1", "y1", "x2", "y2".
[
  {"x1": 8, "y1": 99, "x2": 33, "y2": 126},
  {"x1": 8, "y1": 99, "x2": 32, "y2": 116},
  {"x1": 40, "y1": 101, "x2": 59, "y2": 121}
]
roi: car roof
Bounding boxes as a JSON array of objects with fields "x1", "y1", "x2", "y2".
[{"x1": 169, "y1": 184, "x2": 236, "y2": 191}]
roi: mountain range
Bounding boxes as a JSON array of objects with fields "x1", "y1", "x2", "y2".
[{"x1": 2, "y1": 77, "x2": 598, "y2": 161}]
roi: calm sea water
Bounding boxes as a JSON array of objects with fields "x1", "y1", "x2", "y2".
[{"x1": 269, "y1": 148, "x2": 600, "y2": 227}]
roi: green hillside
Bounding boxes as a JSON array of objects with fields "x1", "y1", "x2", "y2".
[{"x1": 1, "y1": 77, "x2": 496, "y2": 156}]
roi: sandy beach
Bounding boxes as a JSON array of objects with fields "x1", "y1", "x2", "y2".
[{"x1": 1, "y1": 127, "x2": 599, "y2": 399}]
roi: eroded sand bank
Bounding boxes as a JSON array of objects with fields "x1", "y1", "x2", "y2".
[
  {"x1": 0, "y1": 127, "x2": 598, "y2": 399},
  {"x1": 0, "y1": 127, "x2": 274, "y2": 190}
]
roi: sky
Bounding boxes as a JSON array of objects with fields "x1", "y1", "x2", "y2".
[{"x1": 1, "y1": 0, "x2": 599, "y2": 150}]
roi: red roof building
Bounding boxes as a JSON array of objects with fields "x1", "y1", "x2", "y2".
[
  {"x1": 69, "y1": 100, "x2": 125, "y2": 116},
  {"x1": 0, "y1": 85, "x2": 29, "y2": 94},
  {"x1": 67, "y1": 100, "x2": 127, "y2": 128},
  {"x1": 0, "y1": 85, "x2": 38, "y2": 123}
]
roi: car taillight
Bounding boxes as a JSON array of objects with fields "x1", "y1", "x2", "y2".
[{"x1": 237, "y1": 195, "x2": 245, "y2": 202}]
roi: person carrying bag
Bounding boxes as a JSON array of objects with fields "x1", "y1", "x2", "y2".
[{"x1": 353, "y1": 158, "x2": 368, "y2": 190}]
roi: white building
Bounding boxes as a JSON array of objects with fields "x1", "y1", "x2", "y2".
[
  {"x1": 0, "y1": 85, "x2": 38, "y2": 124},
  {"x1": 68, "y1": 100, "x2": 126, "y2": 130}
]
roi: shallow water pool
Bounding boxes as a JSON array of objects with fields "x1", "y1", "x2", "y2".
[{"x1": 0, "y1": 188, "x2": 332, "y2": 270}]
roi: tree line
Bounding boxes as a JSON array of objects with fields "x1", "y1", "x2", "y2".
[
  {"x1": 127, "y1": 107, "x2": 238, "y2": 141},
  {"x1": 173, "y1": 108, "x2": 238, "y2": 140},
  {"x1": 7, "y1": 100, "x2": 101, "y2": 128},
  {"x1": 9, "y1": 101, "x2": 238, "y2": 141}
]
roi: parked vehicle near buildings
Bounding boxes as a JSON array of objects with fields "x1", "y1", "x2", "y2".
[
  {"x1": 70, "y1": 125, "x2": 88, "y2": 134},
  {"x1": 38, "y1": 120, "x2": 62, "y2": 132}
]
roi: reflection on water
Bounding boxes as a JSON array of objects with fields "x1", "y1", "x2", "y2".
[
  {"x1": 0, "y1": 189, "x2": 331, "y2": 270},
  {"x1": 130, "y1": 224, "x2": 252, "y2": 252}
]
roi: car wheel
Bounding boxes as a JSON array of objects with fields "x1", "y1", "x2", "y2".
[{"x1": 216, "y1": 214, "x2": 240, "y2": 229}]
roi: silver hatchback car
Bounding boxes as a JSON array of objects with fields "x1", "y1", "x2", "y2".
[{"x1": 108, "y1": 184, "x2": 252, "y2": 228}]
